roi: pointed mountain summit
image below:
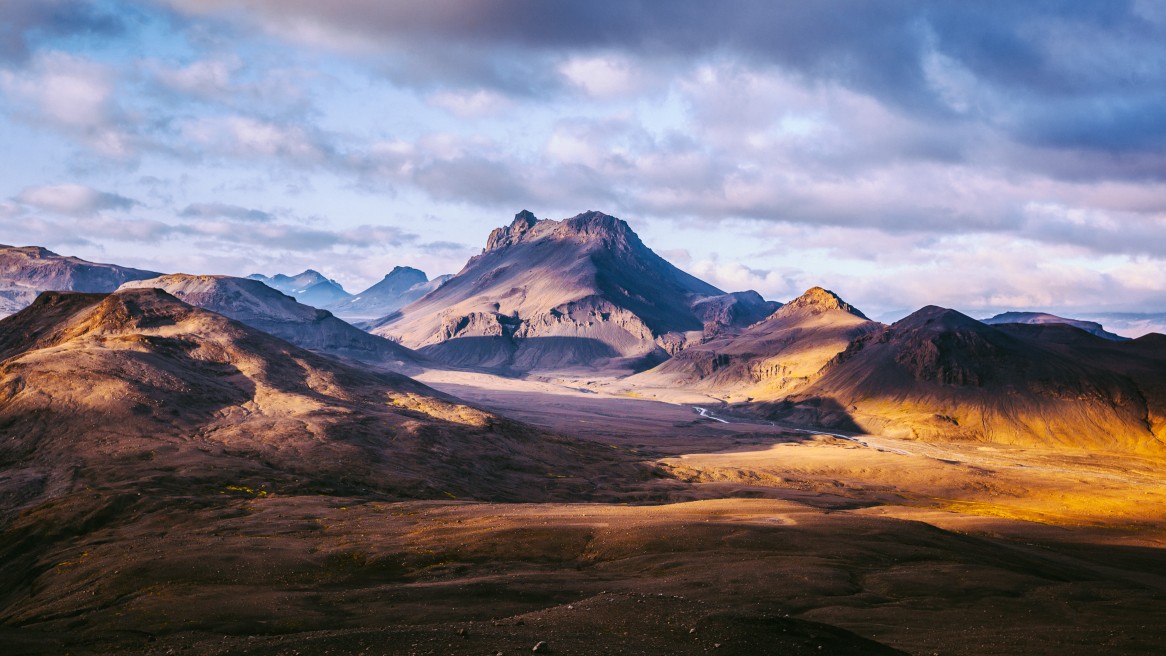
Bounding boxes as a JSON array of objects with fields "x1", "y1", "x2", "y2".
[
  {"x1": 767, "y1": 305, "x2": 1166, "y2": 452},
  {"x1": 0, "y1": 244, "x2": 160, "y2": 317},
  {"x1": 120, "y1": 274, "x2": 419, "y2": 372},
  {"x1": 983, "y1": 311, "x2": 1127, "y2": 341},
  {"x1": 633, "y1": 286, "x2": 880, "y2": 401},
  {"x1": 327, "y1": 266, "x2": 451, "y2": 321},
  {"x1": 370, "y1": 210, "x2": 741, "y2": 373},
  {"x1": 773, "y1": 286, "x2": 868, "y2": 319},
  {"x1": 248, "y1": 269, "x2": 353, "y2": 308}
]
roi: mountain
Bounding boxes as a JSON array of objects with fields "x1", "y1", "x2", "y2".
[
  {"x1": 247, "y1": 269, "x2": 353, "y2": 308},
  {"x1": 370, "y1": 210, "x2": 761, "y2": 373},
  {"x1": 983, "y1": 311, "x2": 1128, "y2": 341},
  {"x1": 119, "y1": 274, "x2": 420, "y2": 372},
  {"x1": 327, "y1": 266, "x2": 452, "y2": 321},
  {"x1": 634, "y1": 287, "x2": 880, "y2": 401},
  {"x1": 0, "y1": 244, "x2": 160, "y2": 317},
  {"x1": 0, "y1": 288, "x2": 637, "y2": 517},
  {"x1": 691, "y1": 290, "x2": 782, "y2": 336},
  {"x1": 759, "y1": 305, "x2": 1166, "y2": 452}
]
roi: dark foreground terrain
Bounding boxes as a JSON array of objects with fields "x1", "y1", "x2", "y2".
[{"x1": 3, "y1": 293, "x2": 1166, "y2": 655}]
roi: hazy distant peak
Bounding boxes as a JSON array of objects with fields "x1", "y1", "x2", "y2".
[
  {"x1": 775, "y1": 286, "x2": 868, "y2": 319},
  {"x1": 386, "y1": 265, "x2": 427, "y2": 280},
  {"x1": 895, "y1": 305, "x2": 982, "y2": 331},
  {"x1": 982, "y1": 311, "x2": 1127, "y2": 341}
]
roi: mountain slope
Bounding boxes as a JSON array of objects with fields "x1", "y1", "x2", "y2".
[
  {"x1": 248, "y1": 269, "x2": 353, "y2": 308},
  {"x1": 983, "y1": 311, "x2": 1128, "y2": 341},
  {"x1": 0, "y1": 245, "x2": 160, "y2": 317},
  {"x1": 119, "y1": 274, "x2": 421, "y2": 372},
  {"x1": 371, "y1": 210, "x2": 733, "y2": 373},
  {"x1": 0, "y1": 289, "x2": 639, "y2": 515},
  {"x1": 328, "y1": 266, "x2": 452, "y2": 321},
  {"x1": 633, "y1": 287, "x2": 880, "y2": 401},
  {"x1": 763, "y1": 306, "x2": 1166, "y2": 452}
]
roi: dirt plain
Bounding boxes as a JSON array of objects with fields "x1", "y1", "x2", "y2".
[{"x1": 4, "y1": 366, "x2": 1166, "y2": 655}]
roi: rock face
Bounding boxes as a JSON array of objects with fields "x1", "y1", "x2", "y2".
[
  {"x1": 248, "y1": 269, "x2": 352, "y2": 308},
  {"x1": 0, "y1": 244, "x2": 160, "y2": 317},
  {"x1": 766, "y1": 305, "x2": 1166, "y2": 452},
  {"x1": 983, "y1": 311, "x2": 1128, "y2": 341},
  {"x1": 119, "y1": 274, "x2": 420, "y2": 372},
  {"x1": 634, "y1": 287, "x2": 879, "y2": 401},
  {"x1": 370, "y1": 210, "x2": 754, "y2": 373},
  {"x1": 327, "y1": 267, "x2": 452, "y2": 321}
]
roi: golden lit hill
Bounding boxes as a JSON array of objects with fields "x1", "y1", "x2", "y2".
[
  {"x1": 633, "y1": 287, "x2": 880, "y2": 402},
  {"x1": 761, "y1": 306, "x2": 1166, "y2": 453}
]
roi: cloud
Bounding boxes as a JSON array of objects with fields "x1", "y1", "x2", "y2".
[
  {"x1": 0, "y1": 50, "x2": 136, "y2": 157},
  {"x1": 152, "y1": 57, "x2": 238, "y2": 98},
  {"x1": 179, "y1": 202, "x2": 274, "y2": 223},
  {"x1": 427, "y1": 89, "x2": 513, "y2": 117},
  {"x1": 0, "y1": 0, "x2": 124, "y2": 63},
  {"x1": 15, "y1": 184, "x2": 139, "y2": 215},
  {"x1": 179, "y1": 115, "x2": 333, "y2": 164}
]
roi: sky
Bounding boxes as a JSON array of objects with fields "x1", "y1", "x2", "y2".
[{"x1": 2, "y1": 1, "x2": 1165, "y2": 330}]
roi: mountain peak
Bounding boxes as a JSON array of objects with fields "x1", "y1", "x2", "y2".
[
  {"x1": 486, "y1": 210, "x2": 540, "y2": 251},
  {"x1": 386, "y1": 265, "x2": 427, "y2": 280},
  {"x1": 512, "y1": 209, "x2": 538, "y2": 229},
  {"x1": 775, "y1": 287, "x2": 868, "y2": 319},
  {"x1": 484, "y1": 209, "x2": 639, "y2": 253},
  {"x1": 895, "y1": 305, "x2": 983, "y2": 332},
  {"x1": 2, "y1": 245, "x2": 59, "y2": 258}
]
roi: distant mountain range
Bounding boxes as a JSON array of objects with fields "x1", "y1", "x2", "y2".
[
  {"x1": 3, "y1": 209, "x2": 1165, "y2": 453},
  {"x1": 247, "y1": 266, "x2": 452, "y2": 320},
  {"x1": 982, "y1": 311, "x2": 1128, "y2": 341},
  {"x1": 328, "y1": 266, "x2": 452, "y2": 321},
  {"x1": 246, "y1": 269, "x2": 352, "y2": 307}
]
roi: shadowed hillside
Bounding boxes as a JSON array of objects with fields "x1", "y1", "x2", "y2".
[{"x1": 119, "y1": 274, "x2": 422, "y2": 372}]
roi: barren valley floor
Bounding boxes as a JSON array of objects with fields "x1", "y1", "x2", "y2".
[{"x1": 4, "y1": 370, "x2": 1166, "y2": 655}]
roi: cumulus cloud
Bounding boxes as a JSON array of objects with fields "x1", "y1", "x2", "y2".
[{"x1": 15, "y1": 184, "x2": 138, "y2": 215}]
